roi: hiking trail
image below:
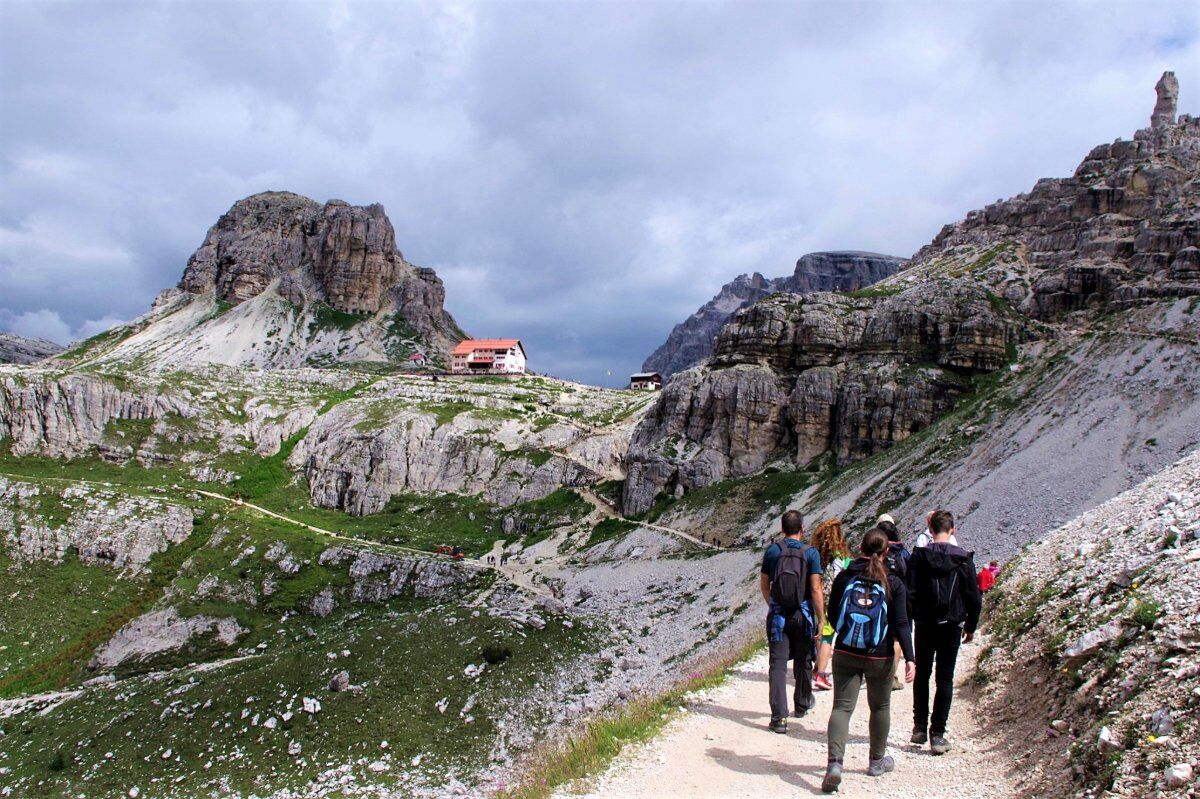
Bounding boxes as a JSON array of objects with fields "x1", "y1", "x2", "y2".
[{"x1": 556, "y1": 642, "x2": 1018, "y2": 799}]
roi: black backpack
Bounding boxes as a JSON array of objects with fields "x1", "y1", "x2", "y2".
[
  {"x1": 924, "y1": 563, "x2": 965, "y2": 623},
  {"x1": 770, "y1": 541, "x2": 811, "y2": 611}
]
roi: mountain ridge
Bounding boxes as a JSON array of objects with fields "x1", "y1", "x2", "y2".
[{"x1": 641, "y1": 250, "x2": 905, "y2": 378}]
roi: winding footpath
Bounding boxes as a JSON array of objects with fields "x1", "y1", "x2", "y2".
[{"x1": 558, "y1": 643, "x2": 1017, "y2": 799}]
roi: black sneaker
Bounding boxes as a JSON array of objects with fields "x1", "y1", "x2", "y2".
[
  {"x1": 930, "y1": 735, "x2": 951, "y2": 755},
  {"x1": 911, "y1": 728, "x2": 928, "y2": 745},
  {"x1": 769, "y1": 717, "x2": 788, "y2": 734},
  {"x1": 821, "y1": 761, "x2": 843, "y2": 793}
]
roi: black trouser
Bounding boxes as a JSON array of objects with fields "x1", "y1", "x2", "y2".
[
  {"x1": 769, "y1": 619, "x2": 814, "y2": 721},
  {"x1": 913, "y1": 621, "x2": 962, "y2": 736}
]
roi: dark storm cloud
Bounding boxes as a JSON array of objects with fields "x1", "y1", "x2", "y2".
[{"x1": 1, "y1": 1, "x2": 1197, "y2": 384}]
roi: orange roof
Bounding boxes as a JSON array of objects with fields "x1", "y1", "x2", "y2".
[{"x1": 452, "y1": 338, "x2": 522, "y2": 356}]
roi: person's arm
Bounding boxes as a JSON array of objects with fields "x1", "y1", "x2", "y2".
[
  {"x1": 891, "y1": 577, "x2": 915, "y2": 663},
  {"x1": 808, "y1": 573, "x2": 825, "y2": 635},
  {"x1": 961, "y1": 559, "x2": 983, "y2": 640},
  {"x1": 759, "y1": 545, "x2": 776, "y2": 604}
]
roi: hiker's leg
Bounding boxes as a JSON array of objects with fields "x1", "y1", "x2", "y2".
[
  {"x1": 863, "y1": 656, "x2": 894, "y2": 761},
  {"x1": 768, "y1": 633, "x2": 790, "y2": 722},
  {"x1": 913, "y1": 622, "x2": 935, "y2": 732},
  {"x1": 930, "y1": 626, "x2": 962, "y2": 736},
  {"x1": 792, "y1": 631, "x2": 814, "y2": 713},
  {"x1": 815, "y1": 639, "x2": 832, "y2": 674},
  {"x1": 826, "y1": 653, "x2": 864, "y2": 764}
]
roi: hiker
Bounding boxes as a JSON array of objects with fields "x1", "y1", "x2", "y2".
[
  {"x1": 987, "y1": 560, "x2": 1001, "y2": 577},
  {"x1": 760, "y1": 510, "x2": 825, "y2": 734},
  {"x1": 877, "y1": 515, "x2": 910, "y2": 690},
  {"x1": 906, "y1": 509, "x2": 982, "y2": 755},
  {"x1": 877, "y1": 515, "x2": 910, "y2": 578},
  {"x1": 914, "y1": 510, "x2": 959, "y2": 549},
  {"x1": 976, "y1": 565, "x2": 995, "y2": 593},
  {"x1": 810, "y1": 518, "x2": 851, "y2": 691},
  {"x1": 822, "y1": 527, "x2": 915, "y2": 793}
]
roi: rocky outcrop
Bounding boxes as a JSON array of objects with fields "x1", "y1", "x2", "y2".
[
  {"x1": 623, "y1": 282, "x2": 1019, "y2": 513},
  {"x1": 976, "y1": 450, "x2": 1200, "y2": 798},
  {"x1": 88, "y1": 607, "x2": 245, "y2": 670},
  {"x1": 642, "y1": 252, "x2": 905, "y2": 378},
  {"x1": 317, "y1": 546, "x2": 477, "y2": 601},
  {"x1": 0, "y1": 478, "x2": 193, "y2": 572},
  {"x1": 1152, "y1": 70, "x2": 1179, "y2": 128},
  {"x1": 625, "y1": 76, "x2": 1199, "y2": 514},
  {"x1": 295, "y1": 400, "x2": 601, "y2": 513},
  {"x1": 0, "y1": 372, "x2": 190, "y2": 457},
  {"x1": 0, "y1": 333, "x2": 63, "y2": 365}
]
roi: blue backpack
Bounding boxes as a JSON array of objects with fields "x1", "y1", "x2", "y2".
[{"x1": 835, "y1": 577, "x2": 890, "y2": 653}]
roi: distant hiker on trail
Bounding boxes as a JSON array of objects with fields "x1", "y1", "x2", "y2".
[
  {"x1": 976, "y1": 565, "x2": 995, "y2": 593},
  {"x1": 914, "y1": 510, "x2": 959, "y2": 549},
  {"x1": 810, "y1": 518, "x2": 851, "y2": 692},
  {"x1": 987, "y1": 560, "x2": 1001, "y2": 577},
  {"x1": 760, "y1": 510, "x2": 825, "y2": 734},
  {"x1": 822, "y1": 527, "x2": 915, "y2": 793},
  {"x1": 877, "y1": 515, "x2": 910, "y2": 578},
  {"x1": 877, "y1": 514, "x2": 910, "y2": 691},
  {"x1": 906, "y1": 509, "x2": 982, "y2": 756}
]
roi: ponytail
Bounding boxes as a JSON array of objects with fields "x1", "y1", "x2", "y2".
[{"x1": 861, "y1": 527, "x2": 891, "y2": 596}]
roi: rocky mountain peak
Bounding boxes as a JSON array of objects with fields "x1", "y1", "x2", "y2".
[
  {"x1": 57, "y1": 191, "x2": 466, "y2": 370},
  {"x1": 181, "y1": 191, "x2": 416, "y2": 316}
]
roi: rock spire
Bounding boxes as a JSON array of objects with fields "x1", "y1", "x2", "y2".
[{"x1": 1151, "y1": 71, "x2": 1178, "y2": 128}]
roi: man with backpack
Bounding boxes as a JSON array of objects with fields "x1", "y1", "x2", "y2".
[
  {"x1": 906, "y1": 509, "x2": 982, "y2": 755},
  {"x1": 760, "y1": 510, "x2": 825, "y2": 734}
]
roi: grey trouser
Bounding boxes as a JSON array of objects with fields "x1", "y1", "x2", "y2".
[
  {"x1": 768, "y1": 624, "x2": 813, "y2": 721},
  {"x1": 827, "y1": 650, "x2": 893, "y2": 763}
]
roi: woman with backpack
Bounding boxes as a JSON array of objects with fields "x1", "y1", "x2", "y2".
[
  {"x1": 821, "y1": 527, "x2": 916, "y2": 793},
  {"x1": 810, "y1": 518, "x2": 851, "y2": 691}
]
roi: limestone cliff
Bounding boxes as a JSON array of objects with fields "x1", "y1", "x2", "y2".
[
  {"x1": 624, "y1": 76, "x2": 1200, "y2": 515},
  {"x1": 642, "y1": 251, "x2": 905, "y2": 378}
]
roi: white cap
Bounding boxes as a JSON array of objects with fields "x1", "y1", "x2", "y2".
[{"x1": 877, "y1": 513, "x2": 895, "y2": 525}]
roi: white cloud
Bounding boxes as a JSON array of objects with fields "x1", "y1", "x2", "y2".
[{"x1": 0, "y1": 308, "x2": 126, "y2": 346}]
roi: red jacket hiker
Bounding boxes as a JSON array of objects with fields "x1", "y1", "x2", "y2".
[{"x1": 977, "y1": 568, "x2": 996, "y2": 592}]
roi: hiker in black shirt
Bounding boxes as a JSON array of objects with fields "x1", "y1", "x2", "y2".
[{"x1": 906, "y1": 509, "x2": 982, "y2": 755}]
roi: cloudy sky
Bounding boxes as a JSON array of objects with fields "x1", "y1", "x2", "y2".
[{"x1": 1, "y1": 1, "x2": 1196, "y2": 385}]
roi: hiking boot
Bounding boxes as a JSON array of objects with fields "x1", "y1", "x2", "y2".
[
  {"x1": 821, "y1": 761, "x2": 843, "y2": 793},
  {"x1": 866, "y1": 755, "x2": 895, "y2": 777},
  {"x1": 910, "y1": 727, "x2": 928, "y2": 745},
  {"x1": 768, "y1": 717, "x2": 788, "y2": 734},
  {"x1": 930, "y1": 735, "x2": 951, "y2": 755}
]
